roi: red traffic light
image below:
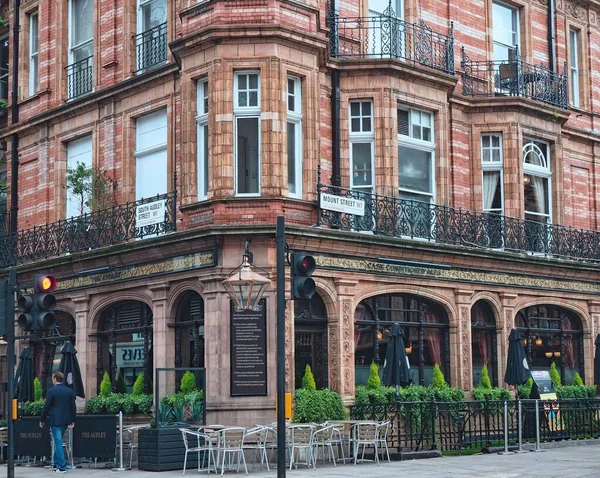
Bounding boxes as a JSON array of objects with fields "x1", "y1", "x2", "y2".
[
  {"x1": 296, "y1": 255, "x2": 316, "y2": 275},
  {"x1": 34, "y1": 274, "x2": 57, "y2": 293}
]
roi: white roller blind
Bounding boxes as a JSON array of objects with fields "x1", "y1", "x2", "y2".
[
  {"x1": 135, "y1": 109, "x2": 167, "y2": 200},
  {"x1": 66, "y1": 135, "x2": 92, "y2": 218}
]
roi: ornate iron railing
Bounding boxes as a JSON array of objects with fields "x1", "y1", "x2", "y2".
[
  {"x1": 350, "y1": 399, "x2": 600, "y2": 453},
  {"x1": 317, "y1": 175, "x2": 600, "y2": 264},
  {"x1": 66, "y1": 56, "x2": 94, "y2": 99},
  {"x1": 0, "y1": 66, "x2": 8, "y2": 100},
  {"x1": 136, "y1": 22, "x2": 168, "y2": 72},
  {"x1": 327, "y1": 4, "x2": 455, "y2": 74},
  {"x1": 461, "y1": 47, "x2": 567, "y2": 109},
  {"x1": 0, "y1": 191, "x2": 176, "y2": 267}
]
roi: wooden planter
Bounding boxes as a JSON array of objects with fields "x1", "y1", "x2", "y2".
[{"x1": 138, "y1": 426, "x2": 198, "y2": 471}]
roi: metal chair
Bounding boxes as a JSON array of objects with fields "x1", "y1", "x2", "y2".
[
  {"x1": 242, "y1": 426, "x2": 269, "y2": 471},
  {"x1": 375, "y1": 421, "x2": 391, "y2": 463},
  {"x1": 180, "y1": 428, "x2": 217, "y2": 475},
  {"x1": 0, "y1": 428, "x2": 7, "y2": 463},
  {"x1": 287, "y1": 424, "x2": 315, "y2": 470},
  {"x1": 214, "y1": 427, "x2": 247, "y2": 476},
  {"x1": 352, "y1": 422, "x2": 379, "y2": 465}
]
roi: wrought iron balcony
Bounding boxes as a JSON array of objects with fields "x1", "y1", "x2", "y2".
[
  {"x1": 0, "y1": 191, "x2": 177, "y2": 267},
  {"x1": 327, "y1": 4, "x2": 455, "y2": 75},
  {"x1": 66, "y1": 56, "x2": 93, "y2": 100},
  {"x1": 136, "y1": 22, "x2": 168, "y2": 72},
  {"x1": 461, "y1": 47, "x2": 568, "y2": 109},
  {"x1": 316, "y1": 178, "x2": 600, "y2": 264}
]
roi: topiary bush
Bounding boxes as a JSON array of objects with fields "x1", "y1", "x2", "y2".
[
  {"x1": 100, "y1": 372, "x2": 112, "y2": 397},
  {"x1": 132, "y1": 373, "x2": 145, "y2": 396},
  {"x1": 116, "y1": 372, "x2": 127, "y2": 394},
  {"x1": 367, "y1": 362, "x2": 381, "y2": 390},
  {"x1": 180, "y1": 371, "x2": 197, "y2": 394},
  {"x1": 572, "y1": 372, "x2": 584, "y2": 386},
  {"x1": 432, "y1": 364, "x2": 446, "y2": 389},
  {"x1": 292, "y1": 388, "x2": 347, "y2": 423},
  {"x1": 555, "y1": 385, "x2": 595, "y2": 399},
  {"x1": 84, "y1": 393, "x2": 153, "y2": 415},
  {"x1": 517, "y1": 377, "x2": 534, "y2": 399},
  {"x1": 301, "y1": 365, "x2": 317, "y2": 391},
  {"x1": 550, "y1": 362, "x2": 561, "y2": 387},
  {"x1": 478, "y1": 364, "x2": 492, "y2": 390},
  {"x1": 22, "y1": 399, "x2": 45, "y2": 416},
  {"x1": 34, "y1": 377, "x2": 43, "y2": 401}
]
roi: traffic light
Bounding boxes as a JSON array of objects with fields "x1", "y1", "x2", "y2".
[
  {"x1": 290, "y1": 253, "x2": 316, "y2": 300},
  {"x1": 18, "y1": 274, "x2": 57, "y2": 332}
]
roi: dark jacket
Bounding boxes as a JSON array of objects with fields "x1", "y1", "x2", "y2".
[{"x1": 40, "y1": 383, "x2": 76, "y2": 427}]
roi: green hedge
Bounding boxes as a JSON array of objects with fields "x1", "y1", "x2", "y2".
[
  {"x1": 354, "y1": 384, "x2": 466, "y2": 406},
  {"x1": 292, "y1": 389, "x2": 347, "y2": 423},
  {"x1": 472, "y1": 387, "x2": 512, "y2": 401},
  {"x1": 555, "y1": 385, "x2": 596, "y2": 399},
  {"x1": 22, "y1": 399, "x2": 45, "y2": 416},
  {"x1": 84, "y1": 393, "x2": 153, "y2": 415}
]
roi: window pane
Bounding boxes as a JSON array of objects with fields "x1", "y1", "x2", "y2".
[
  {"x1": 399, "y1": 146, "x2": 432, "y2": 193},
  {"x1": 238, "y1": 91, "x2": 247, "y2": 107},
  {"x1": 238, "y1": 74, "x2": 247, "y2": 89},
  {"x1": 352, "y1": 143, "x2": 372, "y2": 187},
  {"x1": 237, "y1": 117, "x2": 260, "y2": 194},
  {"x1": 362, "y1": 117, "x2": 371, "y2": 132},
  {"x1": 288, "y1": 122, "x2": 296, "y2": 194},
  {"x1": 249, "y1": 74, "x2": 258, "y2": 89},
  {"x1": 30, "y1": 15, "x2": 39, "y2": 52},
  {"x1": 362, "y1": 102, "x2": 371, "y2": 116},
  {"x1": 72, "y1": 0, "x2": 93, "y2": 46},
  {"x1": 492, "y1": 136, "x2": 500, "y2": 148},
  {"x1": 249, "y1": 91, "x2": 258, "y2": 107},
  {"x1": 524, "y1": 176, "x2": 548, "y2": 215},
  {"x1": 203, "y1": 124, "x2": 209, "y2": 195},
  {"x1": 422, "y1": 127, "x2": 431, "y2": 142},
  {"x1": 141, "y1": 0, "x2": 166, "y2": 31},
  {"x1": 483, "y1": 171, "x2": 502, "y2": 211},
  {"x1": 351, "y1": 118, "x2": 361, "y2": 132}
]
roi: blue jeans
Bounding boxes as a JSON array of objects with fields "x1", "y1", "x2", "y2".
[{"x1": 51, "y1": 426, "x2": 67, "y2": 471}]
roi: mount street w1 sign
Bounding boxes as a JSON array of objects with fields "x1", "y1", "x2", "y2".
[{"x1": 320, "y1": 192, "x2": 365, "y2": 216}]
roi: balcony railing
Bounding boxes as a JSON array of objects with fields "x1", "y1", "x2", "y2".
[
  {"x1": 0, "y1": 192, "x2": 176, "y2": 267},
  {"x1": 461, "y1": 47, "x2": 568, "y2": 109},
  {"x1": 66, "y1": 56, "x2": 93, "y2": 100},
  {"x1": 0, "y1": 67, "x2": 8, "y2": 101},
  {"x1": 328, "y1": 4, "x2": 455, "y2": 75},
  {"x1": 136, "y1": 22, "x2": 168, "y2": 72},
  {"x1": 316, "y1": 176, "x2": 600, "y2": 264}
]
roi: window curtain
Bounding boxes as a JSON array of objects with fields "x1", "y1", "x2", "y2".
[
  {"x1": 482, "y1": 171, "x2": 500, "y2": 211},
  {"x1": 564, "y1": 335, "x2": 574, "y2": 368},
  {"x1": 424, "y1": 311, "x2": 442, "y2": 365},
  {"x1": 531, "y1": 176, "x2": 547, "y2": 215},
  {"x1": 473, "y1": 330, "x2": 489, "y2": 365}
]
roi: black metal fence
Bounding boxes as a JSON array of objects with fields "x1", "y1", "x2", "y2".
[
  {"x1": 328, "y1": 6, "x2": 454, "y2": 75},
  {"x1": 67, "y1": 56, "x2": 94, "y2": 99},
  {"x1": 317, "y1": 179, "x2": 600, "y2": 264},
  {"x1": 0, "y1": 191, "x2": 176, "y2": 267},
  {"x1": 461, "y1": 47, "x2": 567, "y2": 109},
  {"x1": 350, "y1": 399, "x2": 600, "y2": 453},
  {"x1": 136, "y1": 23, "x2": 168, "y2": 72}
]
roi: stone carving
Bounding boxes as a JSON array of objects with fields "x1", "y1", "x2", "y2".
[
  {"x1": 329, "y1": 324, "x2": 339, "y2": 391},
  {"x1": 342, "y1": 300, "x2": 353, "y2": 393},
  {"x1": 461, "y1": 308, "x2": 471, "y2": 389},
  {"x1": 565, "y1": 2, "x2": 583, "y2": 19},
  {"x1": 505, "y1": 309, "x2": 512, "y2": 337}
]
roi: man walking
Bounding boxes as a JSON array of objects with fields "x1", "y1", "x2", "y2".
[{"x1": 40, "y1": 371, "x2": 76, "y2": 474}]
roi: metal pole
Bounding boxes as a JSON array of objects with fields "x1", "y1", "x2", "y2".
[
  {"x1": 498, "y1": 400, "x2": 510, "y2": 455},
  {"x1": 112, "y1": 411, "x2": 126, "y2": 471},
  {"x1": 276, "y1": 216, "x2": 286, "y2": 478},
  {"x1": 532, "y1": 399, "x2": 545, "y2": 452},
  {"x1": 516, "y1": 399, "x2": 527, "y2": 453},
  {"x1": 6, "y1": 267, "x2": 15, "y2": 478}
]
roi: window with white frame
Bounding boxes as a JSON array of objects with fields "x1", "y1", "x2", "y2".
[
  {"x1": 196, "y1": 79, "x2": 209, "y2": 200},
  {"x1": 287, "y1": 76, "x2": 302, "y2": 198},
  {"x1": 349, "y1": 101, "x2": 374, "y2": 195},
  {"x1": 0, "y1": 36, "x2": 8, "y2": 101},
  {"x1": 569, "y1": 29, "x2": 580, "y2": 107},
  {"x1": 397, "y1": 107, "x2": 435, "y2": 204},
  {"x1": 136, "y1": 0, "x2": 167, "y2": 71},
  {"x1": 492, "y1": 1, "x2": 519, "y2": 62},
  {"x1": 135, "y1": 109, "x2": 168, "y2": 201},
  {"x1": 234, "y1": 72, "x2": 261, "y2": 196},
  {"x1": 523, "y1": 139, "x2": 551, "y2": 224},
  {"x1": 69, "y1": 0, "x2": 93, "y2": 64},
  {"x1": 29, "y1": 12, "x2": 39, "y2": 95},
  {"x1": 481, "y1": 134, "x2": 503, "y2": 214},
  {"x1": 66, "y1": 135, "x2": 93, "y2": 218}
]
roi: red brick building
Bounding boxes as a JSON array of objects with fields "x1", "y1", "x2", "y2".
[{"x1": 0, "y1": 0, "x2": 599, "y2": 424}]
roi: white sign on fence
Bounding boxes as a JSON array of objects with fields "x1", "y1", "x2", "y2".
[
  {"x1": 136, "y1": 199, "x2": 166, "y2": 228},
  {"x1": 320, "y1": 192, "x2": 365, "y2": 216}
]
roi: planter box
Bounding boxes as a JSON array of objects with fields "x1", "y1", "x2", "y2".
[{"x1": 138, "y1": 426, "x2": 198, "y2": 471}]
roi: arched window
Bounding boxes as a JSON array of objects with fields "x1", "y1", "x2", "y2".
[
  {"x1": 95, "y1": 301, "x2": 153, "y2": 394},
  {"x1": 516, "y1": 305, "x2": 583, "y2": 385},
  {"x1": 471, "y1": 301, "x2": 498, "y2": 387},
  {"x1": 523, "y1": 139, "x2": 551, "y2": 224},
  {"x1": 173, "y1": 292, "x2": 205, "y2": 388},
  {"x1": 294, "y1": 294, "x2": 328, "y2": 390},
  {"x1": 354, "y1": 294, "x2": 449, "y2": 386}
]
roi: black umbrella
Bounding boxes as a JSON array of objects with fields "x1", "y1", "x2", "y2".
[
  {"x1": 504, "y1": 328, "x2": 532, "y2": 386},
  {"x1": 59, "y1": 342, "x2": 85, "y2": 399},
  {"x1": 594, "y1": 334, "x2": 600, "y2": 386},
  {"x1": 14, "y1": 347, "x2": 35, "y2": 402},
  {"x1": 382, "y1": 323, "x2": 411, "y2": 392}
]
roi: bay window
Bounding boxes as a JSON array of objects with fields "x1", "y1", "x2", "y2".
[
  {"x1": 196, "y1": 80, "x2": 209, "y2": 200},
  {"x1": 235, "y1": 72, "x2": 261, "y2": 196}
]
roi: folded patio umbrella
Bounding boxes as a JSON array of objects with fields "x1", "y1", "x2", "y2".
[
  {"x1": 59, "y1": 342, "x2": 85, "y2": 399},
  {"x1": 504, "y1": 328, "x2": 532, "y2": 386},
  {"x1": 594, "y1": 334, "x2": 600, "y2": 386},
  {"x1": 14, "y1": 347, "x2": 35, "y2": 402},
  {"x1": 382, "y1": 323, "x2": 411, "y2": 392}
]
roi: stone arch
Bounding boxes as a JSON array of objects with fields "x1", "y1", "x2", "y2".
[
  {"x1": 514, "y1": 297, "x2": 591, "y2": 331},
  {"x1": 313, "y1": 277, "x2": 337, "y2": 318},
  {"x1": 88, "y1": 292, "x2": 153, "y2": 330},
  {"x1": 167, "y1": 280, "x2": 205, "y2": 320},
  {"x1": 470, "y1": 292, "x2": 502, "y2": 326},
  {"x1": 470, "y1": 297, "x2": 500, "y2": 387}
]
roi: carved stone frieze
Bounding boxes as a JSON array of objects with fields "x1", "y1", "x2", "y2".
[{"x1": 461, "y1": 307, "x2": 471, "y2": 390}]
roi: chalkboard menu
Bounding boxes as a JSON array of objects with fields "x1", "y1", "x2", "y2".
[
  {"x1": 531, "y1": 370, "x2": 555, "y2": 397},
  {"x1": 230, "y1": 299, "x2": 268, "y2": 396}
]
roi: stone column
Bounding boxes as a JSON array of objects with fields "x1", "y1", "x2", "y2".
[
  {"x1": 587, "y1": 300, "x2": 600, "y2": 385},
  {"x1": 499, "y1": 293, "x2": 518, "y2": 388},
  {"x1": 334, "y1": 279, "x2": 358, "y2": 400},
  {"x1": 455, "y1": 289, "x2": 473, "y2": 390},
  {"x1": 72, "y1": 294, "x2": 89, "y2": 409},
  {"x1": 149, "y1": 282, "x2": 170, "y2": 399}
]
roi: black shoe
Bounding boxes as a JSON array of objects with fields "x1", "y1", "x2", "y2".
[{"x1": 54, "y1": 469, "x2": 67, "y2": 474}]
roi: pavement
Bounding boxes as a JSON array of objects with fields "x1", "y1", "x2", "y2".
[{"x1": 3, "y1": 440, "x2": 600, "y2": 478}]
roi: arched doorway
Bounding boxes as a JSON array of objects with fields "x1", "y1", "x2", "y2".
[
  {"x1": 94, "y1": 301, "x2": 153, "y2": 394},
  {"x1": 294, "y1": 294, "x2": 328, "y2": 390},
  {"x1": 173, "y1": 291, "x2": 205, "y2": 388},
  {"x1": 516, "y1": 305, "x2": 584, "y2": 385},
  {"x1": 355, "y1": 294, "x2": 450, "y2": 386},
  {"x1": 471, "y1": 300, "x2": 498, "y2": 387}
]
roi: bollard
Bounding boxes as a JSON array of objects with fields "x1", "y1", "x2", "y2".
[
  {"x1": 531, "y1": 399, "x2": 546, "y2": 453},
  {"x1": 515, "y1": 399, "x2": 527, "y2": 453},
  {"x1": 498, "y1": 400, "x2": 512, "y2": 455},
  {"x1": 112, "y1": 411, "x2": 127, "y2": 471}
]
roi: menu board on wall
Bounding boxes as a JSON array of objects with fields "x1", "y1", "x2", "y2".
[{"x1": 230, "y1": 299, "x2": 268, "y2": 396}]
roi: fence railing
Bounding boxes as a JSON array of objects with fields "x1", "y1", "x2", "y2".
[
  {"x1": 0, "y1": 191, "x2": 176, "y2": 267},
  {"x1": 328, "y1": 5, "x2": 454, "y2": 74},
  {"x1": 316, "y1": 176, "x2": 600, "y2": 264},
  {"x1": 66, "y1": 56, "x2": 94, "y2": 99},
  {"x1": 350, "y1": 399, "x2": 600, "y2": 453},
  {"x1": 461, "y1": 47, "x2": 568, "y2": 109},
  {"x1": 136, "y1": 22, "x2": 168, "y2": 72}
]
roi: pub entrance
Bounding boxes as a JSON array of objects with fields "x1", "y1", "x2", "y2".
[{"x1": 294, "y1": 294, "x2": 328, "y2": 389}]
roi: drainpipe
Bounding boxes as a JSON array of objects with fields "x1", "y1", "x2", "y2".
[
  {"x1": 547, "y1": 0, "x2": 556, "y2": 71},
  {"x1": 330, "y1": 0, "x2": 341, "y2": 187},
  {"x1": 10, "y1": 0, "x2": 20, "y2": 233}
]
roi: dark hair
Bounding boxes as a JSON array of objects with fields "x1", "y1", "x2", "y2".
[{"x1": 53, "y1": 371, "x2": 64, "y2": 383}]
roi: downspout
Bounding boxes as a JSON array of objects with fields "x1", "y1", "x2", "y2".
[
  {"x1": 10, "y1": 0, "x2": 20, "y2": 233},
  {"x1": 330, "y1": 0, "x2": 341, "y2": 187},
  {"x1": 548, "y1": 0, "x2": 556, "y2": 71}
]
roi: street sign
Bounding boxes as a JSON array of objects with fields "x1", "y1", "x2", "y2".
[
  {"x1": 320, "y1": 192, "x2": 365, "y2": 216},
  {"x1": 136, "y1": 199, "x2": 166, "y2": 228}
]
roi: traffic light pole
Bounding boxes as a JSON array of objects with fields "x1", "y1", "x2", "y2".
[
  {"x1": 276, "y1": 216, "x2": 286, "y2": 478},
  {"x1": 6, "y1": 267, "x2": 16, "y2": 478}
]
